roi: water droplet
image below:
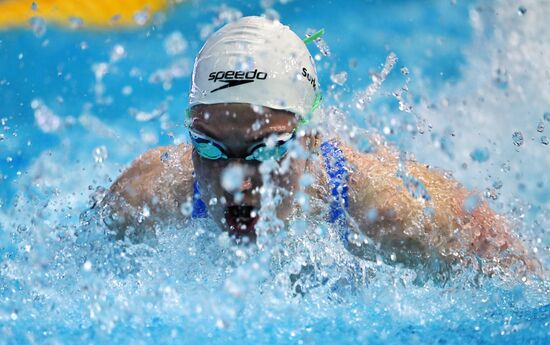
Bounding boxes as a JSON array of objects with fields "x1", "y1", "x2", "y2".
[
  {"x1": 512, "y1": 131, "x2": 524, "y2": 147},
  {"x1": 399, "y1": 173, "x2": 431, "y2": 201},
  {"x1": 299, "y1": 173, "x2": 314, "y2": 188},
  {"x1": 492, "y1": 180, "x2": 503, "y2": 189},
  {"x1": 80, "y1": 41, "x2": 88, "y2": 50},
  {"x1": 69, "y1": 17, "x2": 83, "y2": 29},
  {"x1": 93, "y1": 146, "x2": 108, "y2": 163},
  {"x1": 122, "y1": 85, "x2": 133, "y2": 96},
  {"x1": 330, "y1": 71, "x2": 348, "y2": 86},
  {"x1": 464, "y1": 194, "x2": 481, "y2": 213},
  {"x1": 83, "y1": 261, "x2": 92, "y2": 271},
  {"x1": 469, "y1": 147, "x2": 490, "y2": 162},
  {"x1": 221, "y1": 165, "x2": 245, "y2": 192},
  {"x1": 484, "y1": 188, "x2": 498, "y2": 200},
  {"x1": 110, "y1": 44, "x2": 125, "y2": 62},
  {"x1": 398, "y1": 100, "x2": 412, "y2": 113},
  {"x1": 501, "y1": 161, "x2": 511, "y2": 173},
  {"x1": 250, "y1": 106, "x2": 265, "y2": 116},
  {"x1": 366, "y1": 208, "x2": 378, "y2": 222},
  {"x1": 180, "y1": 199, "x2": 193, "y2": 217},
  {"x1": 234, "y1": 192, "x2": 244, "y2": 203},
  {"x1": 142, "y1": 205, "x2": 150, "y2": 218},
  {"x1": 295, "y1": 192, "x2": 309, "y2": 211},
  {"x1": 29, "y1": 17, "x2": 47, "y2": 37},
  {"x1": 541, "y1": 136, "x2": 549, "y2": 145},
  {"x1": 251, "y1": 120, "x2": 261, "y2": 132},
  {"x1": 216, "y1": 318, "x2": 228, "y2": 329},
  {"x1": 264, "y1": 8, "x2": 280, "y2": 21},
  {"x1": 92, "y1": 62, "x2": 109, "y2": 80},
  {"x1": 517, "y1": 6, "x2": 527, "y2": 16},
  {"x1": 134, "y1": 8, "x2": 150, "y2": 26},
  {"x1": 537, "y1": 121, "x2": 545, "y2": 132},
  {"x1": 423, "y1": 207, "x2": 435, "y2": 218},
  {"x1": 163, "y1": 31, "x2": 187, "y2": 56},
  {"x1": 493, "y1": 68, "x2": 509, "y2": 88},
  {"x1": 260, "y1": 0, "x2": 276, "y2": 8},
  {"x1": 10, "y1": 312, "x2": 17, "y2": 321}
]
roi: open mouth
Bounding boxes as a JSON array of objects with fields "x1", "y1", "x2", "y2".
[{"x1": 224, "y1": 205, "x2": 259, "y2": 238}]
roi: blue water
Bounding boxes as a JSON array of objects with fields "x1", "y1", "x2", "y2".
[{"x1": 1, "y1": 0, "x2": 549, "y2": 344}]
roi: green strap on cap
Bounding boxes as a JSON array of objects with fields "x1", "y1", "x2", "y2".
[
  {"x1": 300, "y1": 29, "x2": 325, "y2": 125},
  {"x1": 299, "y1": 93, "x2": 322, "y2": 126},
  {"x1": 303, "y1": 28, "x2": 325, "y2": 45}
]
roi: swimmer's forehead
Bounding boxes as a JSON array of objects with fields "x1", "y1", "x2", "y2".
[{"x1": 189, "y1": 104, "x2": 298, "y2": 142}]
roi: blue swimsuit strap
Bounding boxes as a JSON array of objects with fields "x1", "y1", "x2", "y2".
[
  {"x1": 191, "y1": 141, "x2": 350, "y2": 238},
  {"x1": 319, "y1": 140, "x2": 350, "y2": 243},
  {"x1": 191, "y1": 173, "x2": 208, "y2": 218}
]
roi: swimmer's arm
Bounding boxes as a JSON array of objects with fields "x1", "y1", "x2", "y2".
[
  {"x1": 99, "y1": 144, "x2": 195, "y2": 239},
  {"x1": 343, "y1": 144, "x2": 539, "y2": 274}
]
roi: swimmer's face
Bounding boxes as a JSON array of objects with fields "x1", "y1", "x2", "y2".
[{"x1": 189, "y1": 103, "x2": 309, "y2": 242}]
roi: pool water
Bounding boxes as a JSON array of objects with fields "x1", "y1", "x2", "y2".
[{"x1": 1, "y1": 0, "x2": 549, "y2": 344}]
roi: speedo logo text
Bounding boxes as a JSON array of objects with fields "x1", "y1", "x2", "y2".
[{"x1": 208, "y1": 69, "x2": 268, "y2": 93}]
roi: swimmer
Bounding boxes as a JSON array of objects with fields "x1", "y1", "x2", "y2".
[{"x1": 99, "y1": 16, "x2": 540, "y2": 277}]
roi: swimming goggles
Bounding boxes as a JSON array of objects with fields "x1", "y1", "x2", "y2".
[{"x1": 189, "y1": 128, "x2": 296, "y2": 162}]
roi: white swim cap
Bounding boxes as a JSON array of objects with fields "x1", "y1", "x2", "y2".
[{"x1": 189, "y1": 16, "x2": 321, "y2": 121}]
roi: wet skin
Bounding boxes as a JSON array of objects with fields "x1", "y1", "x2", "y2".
[
  {"x1": 189, "y1": 103, "x2": 310, "y2": 241},
  {"x1": 103, "y1": 103, "x2": 541, "y2": 276}
]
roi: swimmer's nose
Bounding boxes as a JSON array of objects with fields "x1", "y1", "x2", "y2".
[{"x1": 239, "y1": 177, "x2": 253, "y2": 192}]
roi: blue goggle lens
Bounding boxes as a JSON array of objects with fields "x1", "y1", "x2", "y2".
[
  {"x1": 194, "y1": 142, "x2": 227, "y2": 160},
  {"x1": 245, "y1": 135, "x2": 293, "y2": 162},
  {"x1": 189, "y1": 130, "x2": 228, "y2": 160}
]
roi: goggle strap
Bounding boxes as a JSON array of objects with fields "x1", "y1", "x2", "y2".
[
  {"x1": 303, "y1": 28, "x2": 325, "y2": 45},
  {"x1": 299, "y1": 93, "x2": 322, "y2": 126}
]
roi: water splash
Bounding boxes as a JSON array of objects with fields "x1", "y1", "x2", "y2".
[
  {"x1": 93, "y1": 146, "x2": 108, "y2": 163},
  {"x1": 354, "y1": 52, "x2": 398, "y2": 111},
  {"x1": 306, "y1": 28, "x2": 331, "y2": 57},
  {"x1": 31, "y1": 99, "x2": 61, "y2": 133},
  {"x1": 330, "y1": 71, "x2": 348, "y2": 86},
  {"x1": 148, "y1": 58, "x2": 191, "y2": 90}
]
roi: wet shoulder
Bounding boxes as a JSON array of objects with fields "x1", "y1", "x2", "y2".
[{"x1": 111, "y1": 144, "x2": 194, "y2": 203}]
